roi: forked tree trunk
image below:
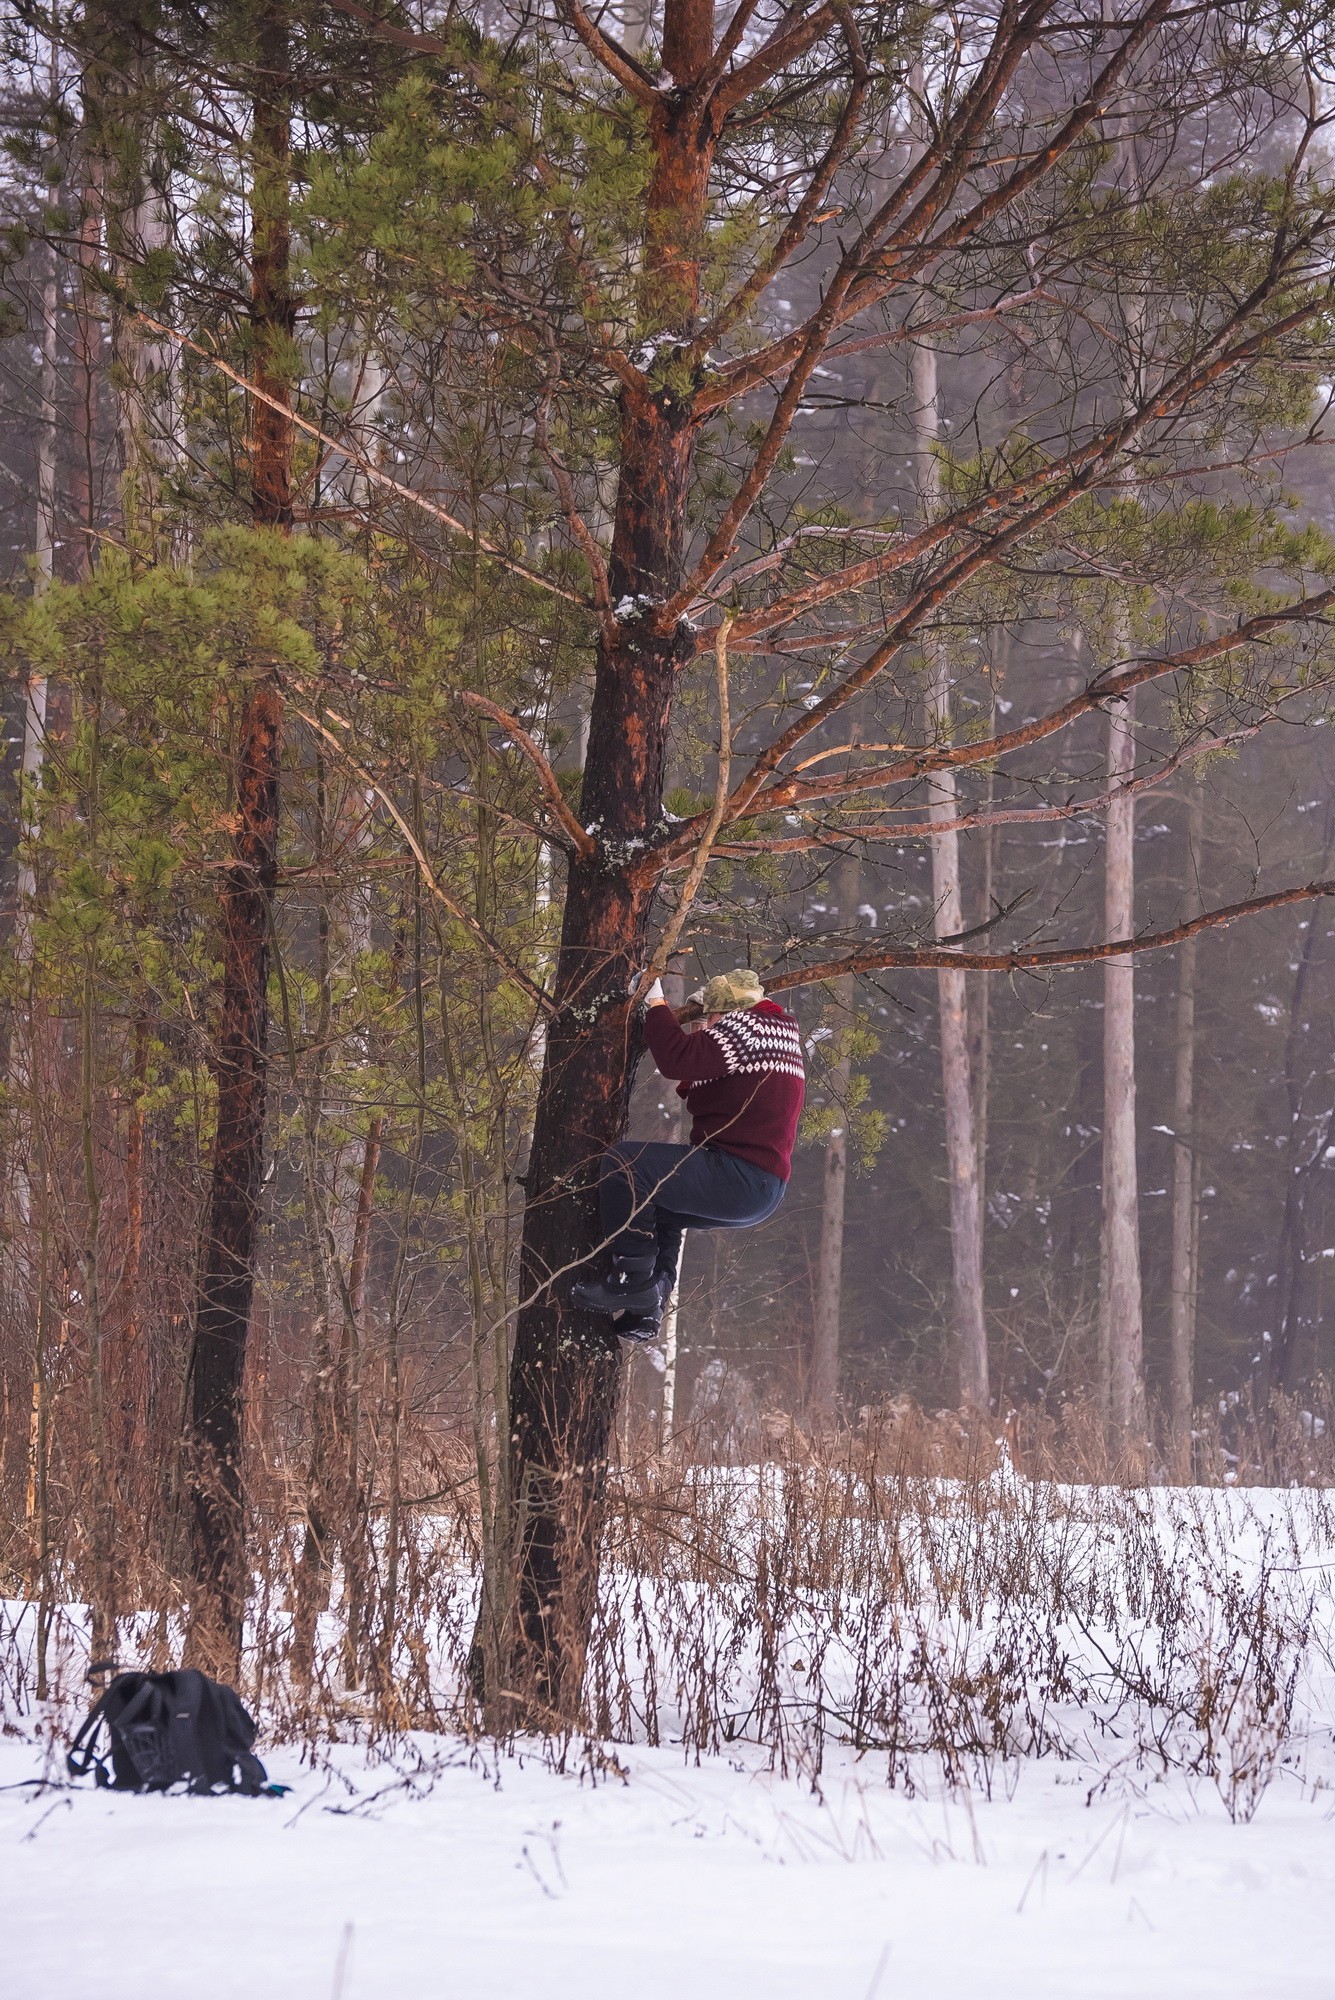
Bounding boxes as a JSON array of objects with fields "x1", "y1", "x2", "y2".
[
  {"x1": 1167, "y1": 782, "x2": 1201, "y2": 1470},
  {"x1": 501, "y1": 10, "x2": 715, "y2": 1716},
  {"x1": 186, "y1": 3, "x2": 292, "y2": 1673},
  {"x1": 1099, "y1": 686, "x2": 1146, "y2": 1448},
  {"x1": 913, "y1": 341, "x2": 988, "y2": 1409}
]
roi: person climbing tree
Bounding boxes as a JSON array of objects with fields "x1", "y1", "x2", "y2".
[{"x1": 571, "y1": 970, "x2": 806, "y2": 1338}]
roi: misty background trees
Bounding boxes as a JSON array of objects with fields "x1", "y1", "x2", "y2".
[{"x1": 1, "y1": 0, "x2": 1334, "y2": 1709}]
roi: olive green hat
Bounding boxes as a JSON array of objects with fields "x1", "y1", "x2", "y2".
[{"x1": 690, "y1": 967, "x2": 765, "y2": 1014}]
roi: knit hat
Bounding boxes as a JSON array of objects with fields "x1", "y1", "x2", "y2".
[{"x1": 691, "y1": 967, "x2": 765, "y2": 1015}]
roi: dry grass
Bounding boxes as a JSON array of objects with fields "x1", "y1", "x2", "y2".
[{"x1": 5, "y1": 1388, "x2": 1334, "y2": 1823}]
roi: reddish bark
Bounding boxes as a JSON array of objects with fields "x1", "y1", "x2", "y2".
[
  {"x1": 486, "y1": 0, "x2": 1331, "y2": 1713},
  {"x1": 186, "y1": 3, "x2": 292, "y2": 1672},
  {"x1": 504, "y1": 10, "x2": 714, "y2": 1712}
]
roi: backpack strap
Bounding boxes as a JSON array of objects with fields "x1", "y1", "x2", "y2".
[
  {"x1": 104, "y1": 1676, "x2": 173, "y2": 1789},
  {"x1": 210, "y1": 1681, "x2": 271, "y2": 1796},
  {"x1": 67, "y1": 1674, "x2": 157, "y2": 1788},
  {"x1": 66, "y1": 1694, "x2": 112, "y2": 1787}
]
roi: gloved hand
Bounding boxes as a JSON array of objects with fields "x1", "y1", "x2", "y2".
[{"x1": 634, "y1": 973, "x2": 666, "y2": 1008}]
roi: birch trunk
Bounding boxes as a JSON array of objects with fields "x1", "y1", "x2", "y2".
[
  {"x1": 16, "y1": 235, "x2": 60, "y2": 1685},
  {"x1": 809, "y1": 853, "x2": 859, "y2": 1422},
  {"x1": 912, "y1": 340, "x2": 988, "y2": 1409},
  {"x1": 1266, "y1": 790, "x2": 1335, "y2": 1398},
  {"x1": 809, "y1": 1030, "x2": 850, "y2": 1421},
  {"x1": 658, "y1": 1236, "x2": 685, "y2": 1448},
  {"x1": 657, "y1": 1001, "x2": 689, "y2": 1447},
  {"x1": 1099, "y1": 686, "x2": 1146, "y2": 1446},
  {"x1": 1168, "y1": 783, "x2": 1201, "y2": 1470}
]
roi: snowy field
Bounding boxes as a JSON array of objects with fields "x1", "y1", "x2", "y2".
[
  {"x1": 5, "y1": 1476, "x2": 1335, "y2": 1999},
  {"x1": 4, "y1": 1727, "x2": 1335, "y2": 1998}
]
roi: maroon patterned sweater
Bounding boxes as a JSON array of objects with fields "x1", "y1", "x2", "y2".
[{"x1": 642, "y1": 999, "x2": 806, "y2": 1181}]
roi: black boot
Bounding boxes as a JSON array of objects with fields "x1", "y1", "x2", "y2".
[
  {"x1": 570, "y1": 1252, "x2": 660, "y2": 1317},
  {"x1": 613, "y1": 1273, "x2": 674, "y2": 1342}
]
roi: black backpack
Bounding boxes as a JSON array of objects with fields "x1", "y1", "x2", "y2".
[{"x1": 67, "y1": 1669, "x2": 280, "y2": 1796}]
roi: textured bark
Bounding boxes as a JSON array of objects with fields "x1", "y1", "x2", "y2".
[
  {"x1": 186, "y1": 4, "x2": 292, "y2": 1673},
  {"x1": 1099, "y1": 687, "x2": 1146, "y2": 1446},
  {"x1": 68, "y1": 176, "x2": 102, "y2": 583},
  {"x1": 809, "y1": 1041, "x2": 850, "y2": 1421},
  {"x1": 502, "y1": 15, "x2": 714, "y2": 1715},
  {"x1": 1168, "y1": 786, "x2": 1201, "y2": 1468},
  {"x1": 914, "y1": 341, "x2": 988, "y2": 1409},
  {"x1": 505, "y1": 631, "x2": 677, "y2": 1714},
  {"x1": 88, "y1": 6, "x2": 177, "y2": 565},
  {"x1": 809, "y1": 857, "x2": 859, "y2": 1423}
]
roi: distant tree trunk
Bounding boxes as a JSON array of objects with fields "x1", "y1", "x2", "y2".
[
  {"x1": 1099, "y1": 686, "x2": 1146, "y2": 1448},
  {"x1": 658, "y1": 1236, "x2": 685, "y2": 1448},
  {"x1": 68, "y1": 146, "x2": 103, "y2": 584},
  {"x1": 122, "y1": 1014, "x2": 150, "y2": 1461},
  {"x1": 186, "y1": 2, "x2": 292, "y2": 1674},
  {"x1": 1168, "y1": 782, "x2": 1201, "y2": 1471},
  {"x1": 13, "y1": 234, "x2": 58, "y2": 989},
  {"x1": 913, "y1": 340, "x2": 988, "y2": 1409},
  {"x1": 657, "y1": 1017, "x2": 689, "y2": 1446},
  {"x1": 14, "y1": 232, "x2": 60, "y2": 1692},
  {"x1": 1266, "y1": 787, "x2": 1335, "y2": 1398},
  {"x1": 969, "y1": 640, "x2": 1003, "y2": 1214},
  {"x1": 809, "y1": 852, "x2": 859, "y2": 1423},
  {"x1": 78, "y1": 1, "x2": 179, "y2": 568}
]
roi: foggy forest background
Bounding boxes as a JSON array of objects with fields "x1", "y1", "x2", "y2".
[{"x1": 3, "y1": 0, "x2": 1335, "y2": 1715}]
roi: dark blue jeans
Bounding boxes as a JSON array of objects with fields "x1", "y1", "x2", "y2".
[{"x1": 599, "y1": 1140, "x2": 786, "y2": 1273}]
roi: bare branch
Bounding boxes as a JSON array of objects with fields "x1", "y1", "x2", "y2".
[
  {"x1": 132, "y1": 309, "x2": 592, "y2": 611},
  {"x1": 556, "y1": 0, "x2": 660, "y2": 106},
  {"x1": 692, "y1": 719, "x2": 1268, "y2": 860},
  {"x1": 458, "y1": 692, "x2": 597, "y2": 859},
  {"x1": 708, "y1": 2, "x2": 838, "y2": 118},
  {"x1": 324, "y1": 0, "x2": 453, "y2": 58},
  {"x1": 634, "y1": 615, "x2": 734, "y2": 998},
  {"x1": 644, "y1": 586, "x2": 1335, "y2": 874},
  {"x1": 285, "y1": 692, "x2": 557, "y2": 1015},
  {"x1": 764, "y1": 882, "x2": 1335, "y2": 987}
]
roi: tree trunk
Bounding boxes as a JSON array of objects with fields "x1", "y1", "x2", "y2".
[
  {"x1": 1167, "y1": 783, "x2": 1201, "y2": 1471},
  {"x1": 88, "y1": 3, "x2": 177, "y2": 568},
  {"x1": 810, "y1": 1019, "x2": 850, "y2": 1423},
  {"x1": 68, "y1": 105, "x2": 105, "y2": 586},
  {"x1": 501, "y1": 35, "x2": 714, "y2": 1718},
  {"x1": 11, "y1": 237, "x2": 59, "y2": 1192},
  {"x1": 1266, "y1": 788, "x2": 1335, "y2": 1398},
  {"x1": 657, "y1": 1029, "x2": 689, "y2": 1448},
  {"x1": 186, "y1": 3, "x2": 291, "y2": 1674},
  {"x1": 809, "y1": 854, "x2": 859, "y2": 1422},
  {"x1": 913, "y1": 340, "x2": 988, "y2": 1409},
  {"x1": 969, "y1": 641, "x2": 1003, "y2": 1212},
  {"x1": 504, "y1": 574, "x2": 679, "y2": 1719},
  {"x1": 1099, "y1": 686, "x2": 1146, "y2": 1449},
  {"x1": 15, "y1": 231, "x2": 60, "y2": 1695}
]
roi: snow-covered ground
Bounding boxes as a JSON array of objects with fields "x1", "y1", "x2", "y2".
[
  {"x1": 4, "y1": 1727, "x2": 1334, "y2": 1998},
  {"x1": 5, "y1": 1478, "x2": 1335, "y2": 1998}
]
